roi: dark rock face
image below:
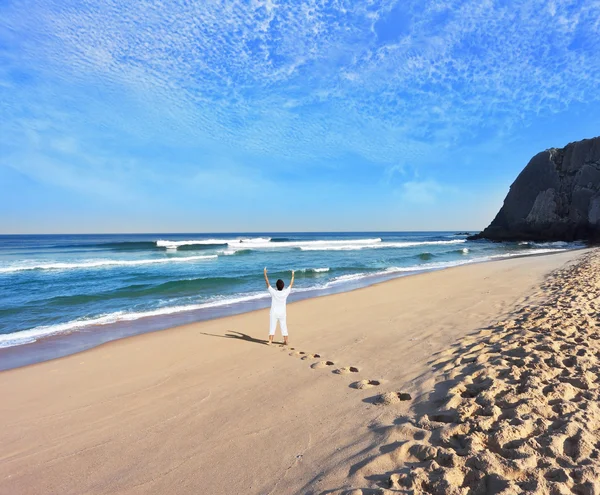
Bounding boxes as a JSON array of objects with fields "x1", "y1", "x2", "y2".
[{"x1": 471, "y1": 137, "x2": 600, "y2": 242}]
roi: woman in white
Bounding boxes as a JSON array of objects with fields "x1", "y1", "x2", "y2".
[{"x1": 264, "y1": 267, "x2": 294, "y2": 345}]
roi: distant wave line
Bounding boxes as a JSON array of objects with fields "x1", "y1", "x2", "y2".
[
  {"x1": 297, "y1": 267, "x2": 330, "y2": 273},
  {"x1": 298, "y1": 239, "x2": 466, "y2": 251},
  {"x1": 0, "y1": 255, "x2": 217, "y2": 273},
  {"x1": 156, "y1": 237, "x2": 271, "y2": 249},
  {"x1": 157, "y1": 237, "x2": 466, "y2": 251}
]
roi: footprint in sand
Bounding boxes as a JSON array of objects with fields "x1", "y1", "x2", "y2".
[
  {"x1": 311, "y1": 360, "x2": 335, "y2": 369},
  {"x1": 301, "y1": 353, "x2": 321, "y2": 360},
  {"x1": 352, "y1": 379, "x2": 381, "y2": 389},
  {"x1": 375, "y1": 391, "x2": 412, "y2": 405},
  {"x1": 334, "y1": 366, "x2": 360, "y2": 374},
  {"x1": 289, "y1": 351, "x2": 306, "y2": 357}
]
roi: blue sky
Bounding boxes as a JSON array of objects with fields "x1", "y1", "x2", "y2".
[{"x1": 1, "y1": 0, "x2": 600, "y2": 233}]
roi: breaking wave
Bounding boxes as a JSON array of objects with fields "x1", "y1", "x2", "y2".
[
  {"x1": 155, "y1": 237, "x2": 466, "y2": 252},
  {"x1": 0, "y1": 255, "x2": 217, "y2": 273},
  {"x1": 0, "y1": 292, "x2": 269, "y2": 348}
]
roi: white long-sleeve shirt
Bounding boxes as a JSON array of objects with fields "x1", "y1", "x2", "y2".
[{"x1": 268, "y1": 286, "x2": 291, "y2": 315}]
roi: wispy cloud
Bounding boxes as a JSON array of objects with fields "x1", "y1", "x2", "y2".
[
  {"x1": 3, "y1": 0, "x2": 599, "y2": 163},
  {"x1": 1, "y1": 0, "x2": 600, "y2": 229}
]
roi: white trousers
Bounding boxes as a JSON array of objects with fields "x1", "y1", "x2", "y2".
[{"x1": 269, "y1": 312, "x2": 288, "y2": 336}]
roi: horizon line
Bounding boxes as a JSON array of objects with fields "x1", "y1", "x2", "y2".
[{"x1": 0, "y1": 229, "x2": 482, "y2": 236}]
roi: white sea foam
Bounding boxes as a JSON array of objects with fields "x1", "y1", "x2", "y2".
[
  {"x1": 462, "y1": 248, "x2": 470, "y2": 254},
  {"x1": 385, "y1": 259, "x2": 476, "y2": 274},
  {"x1": 298, "y1": 267, "x2": 330, "y2": 273},
  {"x1": 155, "y1": 237, "x2": 467, "y2": 252},
  {"x1": 298, "y1": 239, "x2": 466, "y2": 251},
  {"x1": 286, "y1": 238, "x2": 382, "y2": 248},
  {"x1": 532, "y1": 241, "x2": 570, "y2": 248},
  {"x1": 156, "y1": 238, "x2": 271, "y2": 249},
  {"x1": 159, "y1": 237, "x2": 381, "y2": 251},
  {"x1": 325, "y1": 273, "x2": 367, "y2": 285},
  {"x1": 519, "y1": 241, "x2": 579, "y2": 248},
  {"x1": 0, "y1": 292, "x2": 270, "y2": 348},
  {"x1": 489, "y1": 248, "x2": 567, "y2": 259},
  {"x1": 0, "y1": 255, "x2": 217, "y2": 273}
]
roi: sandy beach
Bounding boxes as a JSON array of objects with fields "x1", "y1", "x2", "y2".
[{"x1": 0, "y1": 248, "x2": 596, "y2": 495}]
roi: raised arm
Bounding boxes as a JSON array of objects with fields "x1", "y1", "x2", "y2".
[
  {"x1": 264, "y1": 267, "x2": 270, "y2": 288},
  {"x1": 289, "y1": 270, "x2": 295, "y2": 289}
]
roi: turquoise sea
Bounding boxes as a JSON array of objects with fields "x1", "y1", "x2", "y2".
[{"x1": 0, "y1": 232, "x2": 582, "y2": 369}]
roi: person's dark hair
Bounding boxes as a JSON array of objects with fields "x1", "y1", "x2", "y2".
[{"x1": 276, "y1": 279, "x2": 285, "y2": 291}]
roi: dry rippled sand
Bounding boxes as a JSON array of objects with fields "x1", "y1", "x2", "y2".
[{"x1": 329, "y1": 250, "x2": 600, "y2": 495}]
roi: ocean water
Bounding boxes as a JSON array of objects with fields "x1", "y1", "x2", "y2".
[{"x1": 0, "y1": 232, "x2": 581, "y2": 359}]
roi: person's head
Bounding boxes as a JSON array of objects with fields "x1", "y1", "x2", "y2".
[{"x1": 276, "y1": 279, "x2": 285, "y2": 291}]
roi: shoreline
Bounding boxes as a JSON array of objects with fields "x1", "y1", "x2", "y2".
[
  {"x1": 0, "y1": 247, "x2": 585, "y2": 372},
  {"x1": 0, "y1": 248, "x2": 588, "y2": 495}
]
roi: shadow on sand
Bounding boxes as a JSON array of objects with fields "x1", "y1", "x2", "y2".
[{"x1": 199, "y1": 330, "x2": 271, "y2": 345}]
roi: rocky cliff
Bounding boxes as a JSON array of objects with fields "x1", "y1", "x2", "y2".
[{"x1": 471, "y1": 136, "x2": 600, "y2": 242}]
